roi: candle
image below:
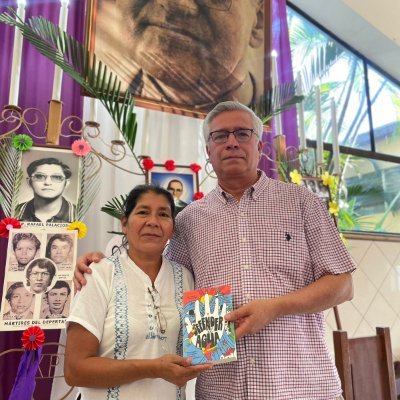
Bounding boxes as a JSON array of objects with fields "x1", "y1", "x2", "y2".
[
  {"x1": 315, "y1": 85, "x2": 323, "y2": 165},
  {"x1": 8, "y1": 0, "x2": 26, "y2": 106},
  {"x1": 330, "y1": 99, "x2": 341, "y2": 175},
  {"x1": 52, "y1": 0, "x2": 69, "y2": 101},
  {"x1": 89, "y1": 97, "x2": 97, "y2": 122},
  {"x1": 296, "y1": 72, "x2": 306, "y2": 150},
  {"x1": 271, "y1": 50, "x2": 282, "y2": 135}
]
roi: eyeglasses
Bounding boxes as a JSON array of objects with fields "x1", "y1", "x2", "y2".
[
  {"x1": 147, "y1": 287, "x2": 167, "y2": 334},
  {"x1": 30, "y1": 173, "x2": 66, "y2": 183},
  {"x1": 168, "y1": 188, "x2": 183, "y2": 193},
  {"x1": 182, "y1": 0, "x2": 232, "y2": 11},
  {"x1": 30, "y1": 271, "x2": 50, "y2": 278},
  {"x1": 208, "y1": 128, "x2": 256, "y2": 144}
]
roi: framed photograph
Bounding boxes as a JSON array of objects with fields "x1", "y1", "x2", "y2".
[
  {"x1": 146, "y1": 164, "x2": 200, "y2": 216},
  {"x1": 85, "y1": 0, "x2": 272, "y2": 115},
  {"x1": 302, "y1": 177, "x2": 331, "y2": 210},
  {"x1": 12, "y1": 146, "x2": 80, "y2": 227},
  {"x1": 1, "y1": 227, "x2": 77, "y2": 331}
]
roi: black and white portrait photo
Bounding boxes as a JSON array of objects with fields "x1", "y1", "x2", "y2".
[
  {"x1": 46, "y1": 233, "x2": 76, "y2": 271},
  {"x1": 88, "y1": 0, "x2": 270, "y2": 112},
  {"x1": 14, "y1": 147, "x2": 80, "y2": 225},
  {"x1": 303, "y1": 178, "x2": 331, "y2": 210},
  {"x1": 40, "y1": 280, "x2": 72, "y2": 319},
  {"x1": 8, "y1": 231, "x2": 43, "y2": 272}
]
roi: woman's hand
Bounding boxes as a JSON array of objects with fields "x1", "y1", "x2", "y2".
[
  {"x1": 73, "y1": 251, "x2": 105, "y2": 290},
  {"x1": 156, "y1": 354, "x2": 213, "y2": 387}
]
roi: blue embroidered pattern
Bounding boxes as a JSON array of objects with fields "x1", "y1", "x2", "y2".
[
  {"x1": 107, "y1": 256, "x2": 129, "y2": 400},
  {"x1": 171, "y1": 260, "x2": 184, "y2": 400}
]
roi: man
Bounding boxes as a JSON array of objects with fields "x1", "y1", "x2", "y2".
[
  {"x1": 26, "y1": 258, "x2": 57, "y2": 294},
  {"x1": 167, "y1": 179, "x2": 188, "y2": 215},
  {"x1": 46, "y1": 234, "x2": 73, "y2": 266},
  {"x1": 18, "y1": 158, "x2": 75, "y2": 223},
  {"x1": 42, "y1": 280, "x2": 71, "y2": 318},
  {"x1": 75, "y1": 102, "x2": 354, "y2": 399},
  {"x1": 3, "y1": 282, "x2": 34, "y2": 320},
  {"x1": 95, "y1": 0, "x2": 265, "y2": 108}
]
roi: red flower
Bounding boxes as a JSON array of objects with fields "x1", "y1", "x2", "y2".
[
  {"x1": 164, "y1": 159, "x2": 175, "y2": 171},
  {"x1": 194, "y1": 192, "x2": 204, "y2": 201},
  {"x1": 0, "y1": 218, "x2": 21, "y2": 238},
  {"x1": 190, "y1": 163, "x2": 202, "y2": 173},
  {"x1": 142, "y1": 158, "x2": 154, "y2": 171},
  {"x1": 71, "y1": 139, "x2": 91, "y2": 156},
  {"x1": 21, "y1": 326, "x2": 45, "y2": 351}
]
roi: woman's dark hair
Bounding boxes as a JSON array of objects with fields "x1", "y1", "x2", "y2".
[
  {"x1": 120, "y1": 184, "x2": 175, "y2": 251},
  {"x1": 12, "y1": 233, "x2": 41, "y2": 252},
  {"x1": 26, "y1": 258, "x2": 57, "y2": 287}
]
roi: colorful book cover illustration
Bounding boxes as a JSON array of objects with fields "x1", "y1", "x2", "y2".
[{"x1": 182, "y1": 285, "x2": 237, "y2": 365}]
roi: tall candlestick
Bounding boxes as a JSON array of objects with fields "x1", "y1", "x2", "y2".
[
  {"x1": 330, "y1": 99, "x2": 341, "y2": 175},
  {"x1": 296, "y1": 72, "x2": 306, "y2": 150},
  {"x1": 271, "y1": 50, "x2": 282, "y2": 135},
  {"x1": 89, "y1": 97, "x2": 97, "y2": 122},
  {"x1": 315, "y1": 85, "x2": 323, "y2": 165},
  {"x1": 52, "y1": 0, "x2": 69, "y2": 101},
  {"x1": 8, "y1": 0, "x2": 26, "y2": 106}
]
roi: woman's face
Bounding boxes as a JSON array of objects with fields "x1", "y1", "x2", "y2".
[
  {"x1": 15, "y1": 239, "x2": 37, "y2": 266},
  {"x1": 122, "y1": 192, "x2": 174, "y2": 258},
  {"x1": 9, "y1": 286, "x2": 34, "y2": 315}
]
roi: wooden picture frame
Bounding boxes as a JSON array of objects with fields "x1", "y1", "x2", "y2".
[
  {"x1": 145, "y1": 164, "x2": 200, "y2": 216},
  {"x1": 84, "y1": 0, "x2": 272, "y2": 117}
]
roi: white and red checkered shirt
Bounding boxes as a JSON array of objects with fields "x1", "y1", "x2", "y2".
[{"x1": 166, "y1": 171, "x2": 355, "y2": 400}]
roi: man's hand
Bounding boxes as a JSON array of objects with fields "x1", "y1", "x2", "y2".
[
  {"x1": 224, "y1": 299, "x2": 279, "y2": 340},
  {"x1": 157, "y1": 354, "x2": 213, "y2": 387},
  {"x1": 73, "y1": 251, "x2": 105, "y2": 290}
]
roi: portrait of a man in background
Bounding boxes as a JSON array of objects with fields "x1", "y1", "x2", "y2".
[
  {"x1": 15, "y1": 148, "x2": 79, "y2": 224},
  {"x1": 41, "y1": 280, "x2": 71, "y2": 319},
  {"x1": 166, "y1": 179, "x2": 188, "y2": 215},
  {"x1": 92, "y1": 0, "x2": 267, "y2": 110}
]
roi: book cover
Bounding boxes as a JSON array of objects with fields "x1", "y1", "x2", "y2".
[{"x1": 182, "y1": 285, "x2": 237, "y2": 365}]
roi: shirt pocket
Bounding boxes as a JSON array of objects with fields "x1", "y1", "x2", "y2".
[{"x1": 263, "y1": 227, "x2": 312, "y2": 294}]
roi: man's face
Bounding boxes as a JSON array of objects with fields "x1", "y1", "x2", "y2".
[
  {"x1": 15, "y1": 239, "x2": 37, "y2": 266},
  {"x1": 9, "y1": 287, "x2": 34, "y2": 315},
  {"x1": 29, "y1": 164, "x2": 69, "y2": 200},
  {"x1": 29, "y1": 266, "x2": 51, "y2": 294},
  {"x1": 167, "y1": 181, "x2": 183, "y2": 200},
  {"x1": 50, "y1": 239, "x2": 72, "y2": 264},
  {"x1": 206, "y1": 110, "x2": 262, "y2": 181},
  {"x1": 47, "y1": 287, "x2": 69, "y2": 314},
  {"x1": 117, "y1": 0, "x2": 263, "y2": 96}
]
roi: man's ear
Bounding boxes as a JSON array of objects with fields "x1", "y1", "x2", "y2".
[
  {"x1": 206, "y1": 144, "x2": 210, "y2": 157},
  {"x1": 249, "y1": 0, "x2": 264, "y2": 49},
  {"x1": 258, "y1": 140, "x2": 263, "y2": 159},
  {"x1": 27, "y1": 177, "x2": 32, "y2": 188},
  {"x1": 65, "y1": 179, "x2": 71, "y2": 189}
]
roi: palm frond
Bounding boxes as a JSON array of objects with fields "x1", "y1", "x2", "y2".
[
  {"x1": 76, "y1": 153, "x2": 101, "y2": 221},
  {"x1": 101, "y1": 194, "x2": 127, "y2": 220},
  {"x1": 0, "y1": 8, "x2": 137, "y2": 153},
  {"x1": 252, "y1": 81, "x2": 304, "y2": 124},
  {"x1": 0, "y1": 138, "x2": 23, "y2": 217}
]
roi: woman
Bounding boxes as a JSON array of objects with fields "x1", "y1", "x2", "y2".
[
  {"x1": 3, "y1": 282, "x2": 34, "y2": 320},
  {"x1": 65, "y1": 185, "x2": 211, "y2": 399},
  {"x1": 12, "y1": 233, "x2": 41, "y2": 271}
]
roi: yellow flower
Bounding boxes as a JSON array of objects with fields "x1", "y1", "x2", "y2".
[
  {"x1": 321, "y1": 171, "x2": 334, "y2": 187},
  {"x1": 67, "y1": 221, "x2": 87, "y2": 239},
  {"x1": 290, "y1": 169, "x2": 302, "y2": 185},
  {"x1": 329, "y1": 201, "x2": 339, "y2": 216}
]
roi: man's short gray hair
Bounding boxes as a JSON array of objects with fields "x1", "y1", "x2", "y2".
[{"x1": 202, "y1": 101, "x2": 263, "y2": 143}]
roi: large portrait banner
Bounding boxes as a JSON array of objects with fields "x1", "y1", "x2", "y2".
[{"x1": 0, "y1": 228, "x2": 77, "y2": 331}]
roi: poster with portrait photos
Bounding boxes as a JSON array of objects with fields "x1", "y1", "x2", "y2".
[
  {"x1": 145, "y1": 164, "x2": 199, "y2": 216},
  {"x1": 12, "y1": 146, "x2": 80, "y2": 228},
  {"x1": 0, "y1": 228, "x2": 77, "y2": 331}
]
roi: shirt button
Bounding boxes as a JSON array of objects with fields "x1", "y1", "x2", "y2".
[
  {"x1": 241, "y1": 237, "x2": 247, "y2": 242},
  {"x1": 245, "y1": 293, "x2": 251, "y2": 301},
  {"x1": 249, "y1": 357, "x2": 256, "y2": 365},
  {"x1": 243, "y1": 265, "x2": 251, "y2": 270}
]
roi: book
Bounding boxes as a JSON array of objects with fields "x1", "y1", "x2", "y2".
[{"x1": 182, "y1": 285, "x2": 237, "y2": 365}]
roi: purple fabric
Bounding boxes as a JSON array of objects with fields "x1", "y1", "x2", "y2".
[
  {"x1": 9, "y1": 348, "x2": 42, "y2": 400},
  {"x1": 259, "y1": 0, "x2": 298, "y2": 178},
  {"x1": 272, "y1": 0, "x2": 298, "y2": 148},
  {"x1": 0, "y1": 1, "x2": 85, "y2": 398}
]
